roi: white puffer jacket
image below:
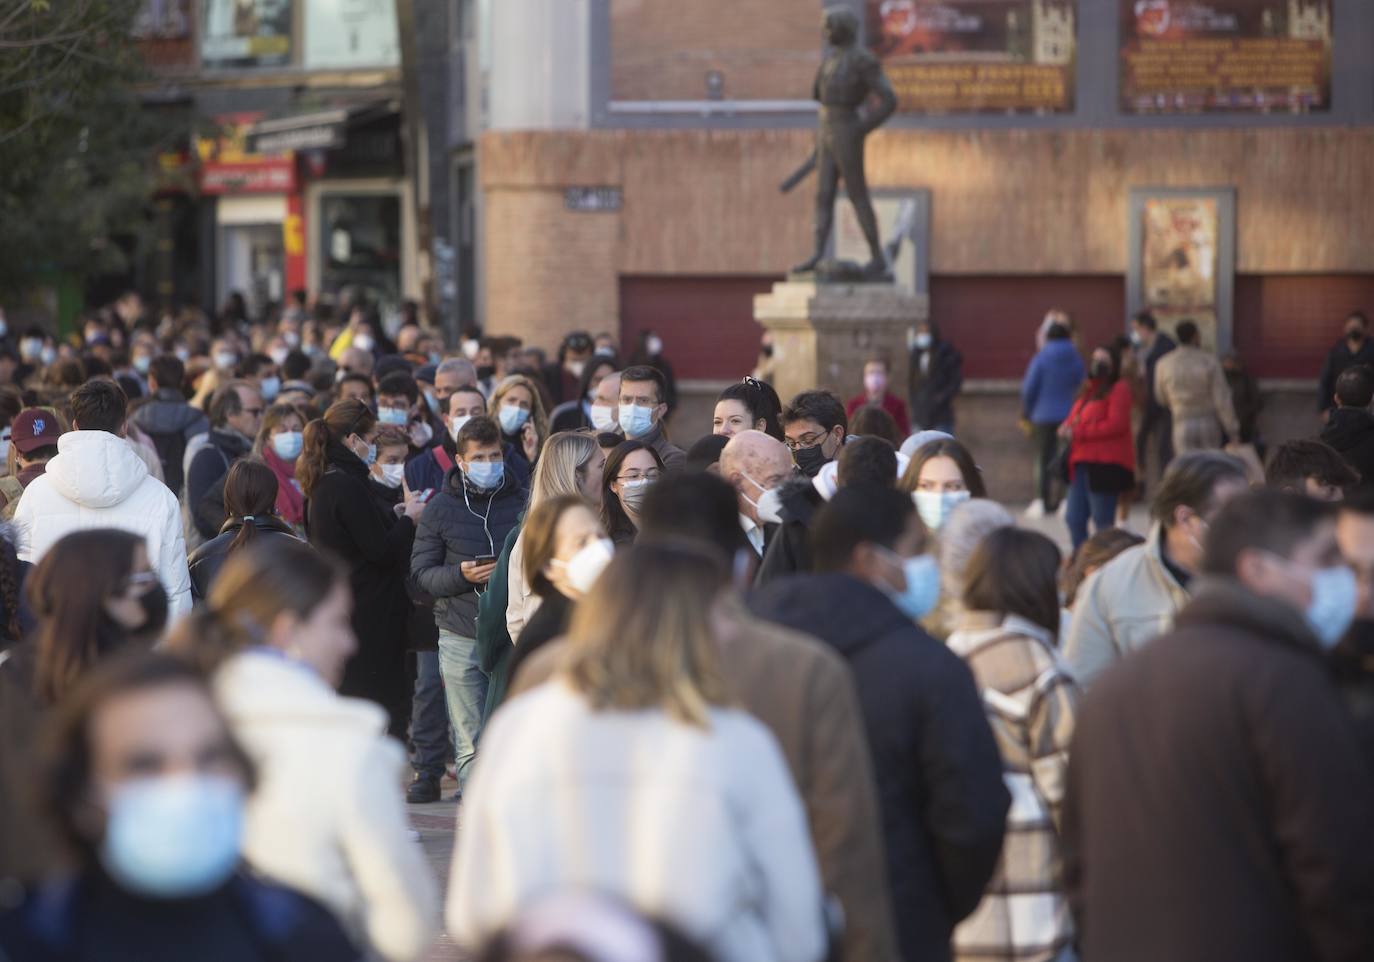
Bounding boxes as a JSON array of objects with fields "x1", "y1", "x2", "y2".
[{"x1": 13, "y1": 430, "x2": 192, "y2": 615}]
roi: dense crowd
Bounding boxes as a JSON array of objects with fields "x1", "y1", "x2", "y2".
[{"x1": 0, "y1": 289, "x2": 1371, "y2": 962}]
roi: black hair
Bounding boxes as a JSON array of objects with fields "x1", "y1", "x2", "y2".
[
  {"x1": 1151, "y1": 451, "x2": 1250, "y2": 527},
  {"x1": 639, "y1": 472, "x2": 747, "y2": 567},
  {"x1": 148, "y1": 354, "x2": 185, "y2": 393},
  {"x1": 377, "y1": 371, "x2": 420, "y2": 406},
  {"x1": 837, "y1": 436, "x2": 897, "y2": 489},
  {"x1": 1335, "y1": 364, "x2": 1374, "y2": 409},
  {"x1": 1045, "y1": 322, "x2": 1070, "y2": 341},
  {"x1": 685, "y1": 433, "x2": 729, "y2": 473},
  {"x1": 1265, "y1": 439, "x2": 1360, "y2": 493},
  {"x1": 716, "y1": 377, "x2": 783, "y2": 441},
  {"x1": 338, "y1": 372, "x2": 375, "y2": 398},
  {"x1": 209, "y1": 380, "x2": 253, "y2": 428},
  {"x1": 1176, "y1": 320, "x2": 1200, "y2": 346},
  {"x1": 242, "y1": 353, "x2": 275, "y2": 378},
  {"x1": 575, "y1": 356, "x2": 617, "y2": 402},
  {"x1": 601, "y1": 440, "x2": 666, "y2": 544},
  {"x1": 810, "y1": 484, "x2": 918, "y2": 574},
  {"x1": 780, "y1": 389, "x2": 847, "y2": 435},
  {"x1": 282, "y1": 350, "x2": 311, "y2": 380},
  {"x1": 1201, "y1": 489, "x2": 1335, "y2": 578},
  {"x1": 1132, "y1": 310, "x2": 1158, "y2": 331},
  {"x1": 69, "y1": 379, "x2": 127, "y2": 434},
  {"x1": 456, "y1": 414, "x2": 502, "y2": 457},
  {"x1": 620, "y1": 365, "x2": 667, "y2": 405}
]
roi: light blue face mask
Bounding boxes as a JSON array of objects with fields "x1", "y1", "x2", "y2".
[
  {"x1": 99, "y1": 774, "x2": 244, "y2": 899},
  {"x1": 877, "y1": 547, "x2": 941, "y2": 620},
  {"x1": 259, "y1": 376, "x2": 280, "y2": 402},
  {"x1": 619, "y1": 404, "x2": 655, "y2": 439},
  {"x1": 465, "y1": 459, "x2": 505, "y2": 491},
  {"x1": 1302, "y1": 563, "x2": 1359, "y2": 649},
  {"x1": 356, "y1": 442, "x2": 377, "y2": 467},
  {"x1": 498, "y1": 405, "x2": 530, "y2": 435},
  {"x1": 271, "y1": 430, "x2": 303, "y2": 460},
  {"x1": 423, "y1": 391, "x2": 441, "y2": 416},
  {"x1": 133, "y1": 355, "x2": 152, "y2": 375},
  {"x1": 377, "y1": 406, "x2": 409, "y2": 427},
  {"x1": 912, "y1": 489, "x2": 970, "y2": 531}
]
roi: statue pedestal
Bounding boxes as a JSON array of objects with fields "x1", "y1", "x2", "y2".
[{"x1": 754, "y1": 279, "x2": 929, "y2": 411}]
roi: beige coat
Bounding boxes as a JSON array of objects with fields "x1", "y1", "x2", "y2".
[
  {"x1": 1061, "y1": 524, "x2": 1191, "y2": 687},
  {"x1": 510, "y1": 598, "x2": 900, "y2": 962},
  {"x1": 1153, "y1": 345, "x2": 1240, "y2": 436},
  {"x1": 504, "y1": 533, "x2": 541, "y2": 643}
]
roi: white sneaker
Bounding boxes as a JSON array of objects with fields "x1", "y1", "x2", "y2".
[{"x1": 1023, "y1": 499, "x2": 1045, "y2": 520}]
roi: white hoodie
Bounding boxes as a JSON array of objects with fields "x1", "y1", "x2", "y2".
[
  {"x1": 215, "y1": 650, "x2": 439, "y2": 962},
  {"x1": 13, "y1": 430, "x2": 192, "y2": 615}
]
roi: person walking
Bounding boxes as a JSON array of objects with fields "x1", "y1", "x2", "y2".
[
  {"x1": 1063, "y1": 491, "x2": 1374, "y2": 962},
  {"x1": 1130, "y1": 311, "x2": 1176, "y2": 486},
  {"x1": 410, "y1": 415, "x2": 525, "y2": 795},
  {"x1": 1153, "y1": 320, "x2": 1239, "y2": 455},
  {"x1": 1317, "y1": 310, "x2": 1374, "y2": 420},
  {"x1": 299, "y1": 398, "x2": 427, "y2": 737},
  {"x1": 947, "y1": 527, "x2": 1080, "y2": 962},
  {"x1": 908, "y1": 320, "x2": 963, "y2": 433},
  {"x1": 1061, "y1": 343, "x2": 1135, "y2": 550},
  {"x1": 0, "y1": 653, "x2": 364, "y2": 960},
  {"x1": 751, "y1": 486, "x2": 1010, "y2": 962},
  {"x1": 449, "y1": 543, "x2": 826, "y2": 962},
  {"x1": 1021, "y1": 320, "x2": 1084, "y2": 518},
  {"x1": 13, "y1": 379, "x2": 192, "y2": 615},
  {"x1": 173, "y1": 540, "x2": 439, "y2": 962},
  {"x1": 128, "y1": 353, "x2": 207, "y2": 498}
]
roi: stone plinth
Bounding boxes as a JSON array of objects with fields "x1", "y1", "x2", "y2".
[{"x1": 753, "y1": 280, "x2": 929, "y2": 409}]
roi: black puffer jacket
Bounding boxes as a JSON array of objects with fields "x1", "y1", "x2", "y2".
[
  {"x1": 188, "y1": 516, "x2": 302, "y2": 601},
  {"x1": 129, "y1": 389, "x2": 209, "y2": 497},
  {"x1": 1320, "y1": 406, "x2": 1374, "y2": 491},
  {"x1": 751, "y1": 573, "x2": 1010, "y2": 962},
  {"x1": 755, "y1": 476, "x2": 824, "y2": 586},
  {"x1": 411, "y1": 463, "x2": 525, "y2": 637}
]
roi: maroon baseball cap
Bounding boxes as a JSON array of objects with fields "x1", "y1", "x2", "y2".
[{"x1": 12, "y1": 409, "x2": 62, "y2": 453}]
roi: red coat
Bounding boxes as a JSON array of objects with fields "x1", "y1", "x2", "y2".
[
  {"x1": 1067, "y1": 379, "x2": 1135, "y2": 471},
  {"x1": 845, "y1": 392, "x2": 912, "y2": 437}
]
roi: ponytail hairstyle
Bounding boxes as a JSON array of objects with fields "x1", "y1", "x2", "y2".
[
  {"x1": 168, "y1": 538, "x2": 343, "y2": 674},
  {"x1": 222, "y1": 459, "x2": 280, "y2": 555},
  {"x1": 716, "y1": 377, "x2": 784, "y2": 441},
  {"x1": 297, "y1": 398, "x2": 376, "y2": 499}
]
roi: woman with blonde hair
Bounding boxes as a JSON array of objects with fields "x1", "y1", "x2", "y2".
[
  {"x1": 170, "y1": 538, "x2": 438, "y2": 962},
  {"x1": 488, "y1": 374, "x2": 548, "y2": 475},
  {"x1": 448, "y1": 542, "x2": 825, "y2": 962}
]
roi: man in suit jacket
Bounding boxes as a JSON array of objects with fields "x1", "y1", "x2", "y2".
[{"x1": 719, "y1": 430, "x2": 794, "y2": 563}]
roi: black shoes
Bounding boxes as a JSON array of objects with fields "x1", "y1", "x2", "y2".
[{"x1": 406, "y1": 776, "x2": 441, "y2": 804}]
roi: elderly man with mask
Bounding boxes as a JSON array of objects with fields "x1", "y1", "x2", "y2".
[{"x1": 720, "y1": 430, "x2": 795, "y2": 565}]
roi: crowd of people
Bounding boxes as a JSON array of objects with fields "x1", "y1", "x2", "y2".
[{"x1": 0, "y1": 289, "x2": 1371, "y2": 962}]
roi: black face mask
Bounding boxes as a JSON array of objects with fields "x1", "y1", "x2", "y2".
[
  {"x1": 1348, "y1": 330, "x2": 1364, "y2": 344},
  {"x1": 794, "y1": 441, "x2": 831, "y2": 478},
  {"x1": 1091, "y1": 361, "x2": 1112, "y2": 380},
  {"x1": 761, "y1": 344, "x2": 774, "y2": 359},
  {"x1": 476, "y1": 365, "x2": 496, "y2": 381},
  {"x1": 134, "y1": 583, "x2": 169, "y2": 638}
]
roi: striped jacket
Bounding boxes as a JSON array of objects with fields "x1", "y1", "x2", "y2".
[{"x1": 946, "y1": 614, "x2": 1081, "y2": 962}]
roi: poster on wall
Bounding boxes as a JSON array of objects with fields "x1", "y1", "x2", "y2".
[
  {"x1": 1120, "y1": 1, "x2": 1332, "y2": 114},
  {"x1": 1128, "y1": 188, "x2": 1236, "y2": 352},
  {"x1": 201, "y1": 0, "x2": 292, "y2": 68},
  {"x1": 134, "y1": 0, "x2": 196, "y2": 70},
  {"x1": 305, "y1": 0, "x2": 400, "y2": 69},
  {"x1": 865, "y1": 1, "x2": 1077, "y2": 114}
]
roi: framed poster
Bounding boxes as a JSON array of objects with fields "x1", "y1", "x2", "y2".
[
  {"x1": 201, "y1": 0, "x2": 292, "y2": 68},
  {"x1": 305, "y1": 0, "x2": 400, "y2": 69},
  {"x1": 866, "y1": 1, "x2": 1077, "y2": 114},
  {"x1": 1120, "y1": 1, "x2": 1332, "y2": 114},
  {"x1": 1127, "y1": 188, "x2": 1236, "y2": 351},
  {"x1": 833, "y1": 189, "x2": 932, "y2": 298}
]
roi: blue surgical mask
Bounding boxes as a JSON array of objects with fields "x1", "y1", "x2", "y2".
[
  {"x1": 913, "y1": 489, "x2": 970, "y2": 531},
  {"x1": 133, "y1": 355, "x2": 151, "y2": 375},
  {"x1": 271, "y1": 430, "x2": 303, "y2": 460},
  {"x1": 424, "y1": 391, "x2": 441, "y2": 415},
  {"x1": 1303, "y1": 564, "x2": 1359, "y2": 649},
  {"x1": 498, "y1": 405, "x2": 529, "y2": 435},
  {"x1": 377, "y1": 406, "x2": 409, "y2": 427},
  {"x1": 465, "y1": 459, "x2": 504, "y2": 490},
  {"x1": 355, "y1": 441, "x2": 376, "y2": 466},
  {"x1": 619, "y1": 404, "x2": 655, "y2": 439},
  {"x1": 878, "y1": 548, "x2": 941, "y2": 620},
  {"x1": 99, "y1": 774, "x2": 244, "y2": 899},
  {"x1": 259, "y1": 376, "x2": 280, "y2": 402}
]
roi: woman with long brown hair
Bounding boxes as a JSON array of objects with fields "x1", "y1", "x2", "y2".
[
  {"x1": 298, "y1": 398, "x2": 426, "y2": 736},
  {"x1": 170, "y1": 539, "x2": 438, "y2": 962},
  {"x1": 448, "y1": 542, "x2": 825, "y2": 962},
  {"x1": 188, "y1": 459, "x2": 301, "y2": 601}
]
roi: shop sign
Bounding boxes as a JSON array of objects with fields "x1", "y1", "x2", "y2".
[
  {"x1": 564, "y1": 187, "x2": 622, "y2": 212},
  {"x1": 197, "y1": 113, "x2": 296, "y2": 195}
]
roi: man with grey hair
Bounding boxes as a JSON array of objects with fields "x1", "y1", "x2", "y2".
[
  {"x1": 720, "y1": 430, "x2": 796, "y2": 562},
  {"x1": 1064, "y1": 451, "x2": 1251, "y2": 686},
  {"x1": 338, "y1": 345, "x2": 375, "y2": 380}
]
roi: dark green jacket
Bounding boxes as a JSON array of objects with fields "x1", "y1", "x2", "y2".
[{"x1": 475, "y1": 518, "x2": 523, "y2": 720}]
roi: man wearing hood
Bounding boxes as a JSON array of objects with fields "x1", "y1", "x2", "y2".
[
  {"x1": 13, "y1": 379, "x2": 191, "y2": 615},
  {"x1": 1064, "y1": 490, "x2": 1374, "y2": 961},
  {"x1": 751, "y1": 485, "x2": 1010, "y2": 962}
]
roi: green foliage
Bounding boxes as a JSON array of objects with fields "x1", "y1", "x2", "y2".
[{"x1": 0, "y1": 0, "x2": 185, "y2": 300}]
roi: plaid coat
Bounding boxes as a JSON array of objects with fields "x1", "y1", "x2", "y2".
[{"x1": 946, "y1": 614, "x2": 1080, "y2": 962}]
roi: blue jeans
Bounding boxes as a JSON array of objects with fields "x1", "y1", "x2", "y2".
[
  {"x1": 437, "y1": 630, "x2": 489, "y2": 787},
  {"x1": 409, "y1": 651, "x2": 451, "y2": 781},
  {"x1": 1066, "y1": 466, "x2": 1118, "y2": 551}
]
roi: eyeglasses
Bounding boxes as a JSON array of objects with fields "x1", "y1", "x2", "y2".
[
  {"x1": 618, "y1": 469, "x2": 661, "y2": 483},
  {"x1": 784, "y1": 433, "x2": 828, "y2": 452}
]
